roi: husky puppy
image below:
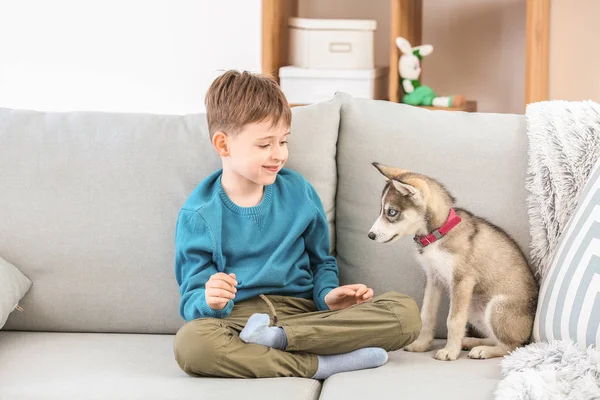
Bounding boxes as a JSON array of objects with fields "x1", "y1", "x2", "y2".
[{"x1": 368, "y1": 162, "x2": 538, "y2": 361}]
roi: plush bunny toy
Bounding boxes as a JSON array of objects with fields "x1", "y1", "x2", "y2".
[{"x1": 396, "y1": 37, "x2": 465, "y2": 108}]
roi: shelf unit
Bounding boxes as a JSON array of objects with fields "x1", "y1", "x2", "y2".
[
  {"x1": 262, "y1": 0, "x2": 550, "y2": 109},
  {"x1": 261, "y1": 0, "x2": 421, "y2": 104}
]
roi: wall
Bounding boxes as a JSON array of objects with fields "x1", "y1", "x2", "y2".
[
  {"x1": 299, "y1": 0, "x2": 526, "y2": 114},
  {"x1": 549, "y1": 0, "x2": 600, "y2": 102},
  {"x1": 0, "y1": 0, "x2": 262, "y2": 114},
  {"x1": 0, "y1": 0, "x2": 540, "y2": 115}
]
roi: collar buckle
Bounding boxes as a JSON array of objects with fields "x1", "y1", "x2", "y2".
[
  {"x1": 413, "y1": 209, "x2": 461, "y2": 249},
  {"x1": 414, "y1": 235, "x2": 429, "y2": 247}
]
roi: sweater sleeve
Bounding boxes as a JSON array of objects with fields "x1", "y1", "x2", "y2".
[
  {"x1": 174, "y1": 209, "x2": 234, "y2": 320},
  {"x1": 303, "y1": 181, "x2": 339, "y2": 310}
]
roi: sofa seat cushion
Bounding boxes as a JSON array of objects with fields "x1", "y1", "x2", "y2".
[
  {"x1": 0, "y1": 331, "x2": 321, "y2": 400},
  {"x1": 319, "y1": 340, "x2": 501, "y2": 400}
]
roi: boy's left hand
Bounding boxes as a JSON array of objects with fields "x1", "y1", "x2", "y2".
[{"x1": 324, "y1": 284, "x2": 374, "y2": 311}]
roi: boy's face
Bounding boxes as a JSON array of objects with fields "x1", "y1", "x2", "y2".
[{"x1": 226, "y1": 119, "x2": 290, "y2": 186}]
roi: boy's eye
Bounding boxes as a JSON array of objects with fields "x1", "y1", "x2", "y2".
[
  {"x1": 280, "y1": 141, "x2": 288, "y2": 145},
  {"x1": 258, "y1": 144, "x2": 270, "y2": 149},
  {"x1": 387, "y1": 209, "x2": 399, "y2": 217}
]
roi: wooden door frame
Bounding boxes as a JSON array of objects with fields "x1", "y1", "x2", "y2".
[
  {"x1": 525, "y1": 0, "x2": 550, "y2": 108},
  {"x1": 389, "y1": 0, "x2": 423, "y2": 103},
  {"x1": 262, "y1": 0, "x2": 298, "y2": 83}
]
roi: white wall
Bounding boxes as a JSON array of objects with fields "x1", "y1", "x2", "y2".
[{"x1": 0, "y1": 0, "x2": 262, "y2": 114}]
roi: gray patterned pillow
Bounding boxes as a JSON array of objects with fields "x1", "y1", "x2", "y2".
[{"x1": 533, "y1": 159, "x2": 600, "y2": 348}]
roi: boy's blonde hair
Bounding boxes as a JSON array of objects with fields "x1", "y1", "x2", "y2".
[{"x1": 205, "y1": 70, "x2": 291, "y2": 139}]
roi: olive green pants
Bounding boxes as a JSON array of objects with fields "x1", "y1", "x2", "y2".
[{"x1": 173, "y1": 291, "x2": 421, "y2": 378}]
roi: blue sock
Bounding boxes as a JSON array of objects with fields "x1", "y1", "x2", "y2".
[
  {"x1": 312, "y1": 348, "x2": 388, "y2": 380},
  {"x1": 239, "y1": 313, "x2": 287, "y2": 350}
]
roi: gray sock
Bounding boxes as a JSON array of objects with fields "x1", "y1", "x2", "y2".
[
  {"x1": 239, "y1": 313, "x2": 287, "y2": 350},
  {"x1": 312, "y1": 348, "x2": 388, "y2": 380}
]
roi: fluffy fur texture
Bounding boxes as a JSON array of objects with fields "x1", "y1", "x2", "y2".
[
  {"x1": 526, "y1": 100, "x2": 600, "y2": 282},
  {"x1": 495, "y1": 340, "x2": 600, "y2": 400}
]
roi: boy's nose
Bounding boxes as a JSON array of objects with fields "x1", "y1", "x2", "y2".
[{"x1": 271, "y1": 148, "x2": 285, "y2": 160}]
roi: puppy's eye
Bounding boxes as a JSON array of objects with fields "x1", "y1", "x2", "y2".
[{"x1": 387, "y1": 209, "x2": 399, "y2": 217}]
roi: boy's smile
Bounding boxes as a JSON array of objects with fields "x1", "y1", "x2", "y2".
[{"x1": 264, "y1": 165, "x2": 281, "y2": 173}]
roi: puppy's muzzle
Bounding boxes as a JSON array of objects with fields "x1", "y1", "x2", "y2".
[{"x1": 368, "y1": 232, "x2": 376, "y2": 240}]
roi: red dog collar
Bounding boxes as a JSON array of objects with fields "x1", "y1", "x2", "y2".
[{"x1": 414, "y1": 208, "x2": 462, "y2": 248}]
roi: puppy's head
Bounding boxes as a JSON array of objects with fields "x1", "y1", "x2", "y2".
[{"x1": 367, "y1": 162, "x2": 429, "y2": 243}]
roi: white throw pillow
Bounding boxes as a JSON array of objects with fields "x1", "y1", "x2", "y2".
[
  {"x1": 0, "y1": 256, "x2": 32, "y2": 329},
  {"x1": 533, "y1": 158, "x2": 600, "y2": 349}
]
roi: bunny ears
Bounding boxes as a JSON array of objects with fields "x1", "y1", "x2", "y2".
[{"x1": 396, "y1": 37, "x2": 434, "y2": 59}]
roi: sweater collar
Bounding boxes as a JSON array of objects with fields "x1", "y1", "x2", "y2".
[{"x1": 216, "y1": 174, "x2": 273, "y2": 215}]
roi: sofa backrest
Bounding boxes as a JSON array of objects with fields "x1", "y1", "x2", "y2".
[
  {"x1": 0, "y1": 99, "x2": 341, "y2": 334},
  {"x1": 333, "y1": 93, "x2": 531, "y2": 337}
]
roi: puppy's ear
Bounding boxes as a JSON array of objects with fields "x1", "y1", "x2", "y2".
[
  {"x1": 391, "y1": 178, "x2": 426, "y2": 206},
  {"x1": 372, "y1": 162, "x2": 409, "y2": 180},
  {"x1": 391, "y1": 179, "x2": 416, "y2": 196}
]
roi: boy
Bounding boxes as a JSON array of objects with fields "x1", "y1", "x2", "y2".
[{"x1": 173, "y1": 70, "x2": 421, "y2": 379}]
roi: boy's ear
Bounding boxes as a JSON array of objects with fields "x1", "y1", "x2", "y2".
[{"x1": 212, "y1": 131, "x2": 229, "y2": 157}]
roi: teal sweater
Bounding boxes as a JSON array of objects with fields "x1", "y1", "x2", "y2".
[{"x1": 175, "y1": 168, "x2": 339, "y2": 321}]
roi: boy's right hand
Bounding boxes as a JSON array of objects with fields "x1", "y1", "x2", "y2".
[{"x1": 205, "y1": 272, "x2": 237, "y2": 310}]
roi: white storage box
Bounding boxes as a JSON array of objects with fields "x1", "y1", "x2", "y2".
[
  {"x1": 289, "y1": 17, "x2": 376, "y2": 69},
  {"x1": 279, "y1": 66, "x2": 388, "y2": 104}
]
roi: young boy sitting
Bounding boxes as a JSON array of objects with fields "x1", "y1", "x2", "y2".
[{"x1": 173, "y1": 70, "x2": 421, "y2": 379}]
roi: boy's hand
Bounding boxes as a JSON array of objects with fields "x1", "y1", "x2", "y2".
[
  {"x1": 324, "y1": 284, "x2": 374, "y2": 311},
  {"x1": 205, "y1": 272, "x2": 237, "y2": 310}
]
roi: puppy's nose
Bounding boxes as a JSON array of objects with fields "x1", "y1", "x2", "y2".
[{"x1": 368, "y1": 232, "x2": 376, "y2": 240}]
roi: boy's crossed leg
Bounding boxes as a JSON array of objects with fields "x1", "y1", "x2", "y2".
[
  {"x1": 239, "y1": 313, "x2": 388, "y2": 379},
  {"x1": 174, "y1": 291, "x2": 421, "y2": 379}
]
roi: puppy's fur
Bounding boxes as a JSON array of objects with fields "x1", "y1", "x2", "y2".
[{"x1": 368, "y1": 163, "x2": 538, "y2": 361}]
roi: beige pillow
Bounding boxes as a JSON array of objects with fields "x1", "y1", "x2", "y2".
[{"x1": 0, "y1": 256, "x2": 32, "y2": 329}]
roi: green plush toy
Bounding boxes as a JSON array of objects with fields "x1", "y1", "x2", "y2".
[{"x1": 396, "y1": 37, "x2": 465, "y2": 108}]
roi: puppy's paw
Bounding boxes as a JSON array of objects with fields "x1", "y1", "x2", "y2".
[
  {"x1": 435, "y1": 347, "x2": 460, "y2": 361},
  {"x1": 404, "y1": 339, "x2": 432, "y2": 353},
  {"x1": 468, "y1": 345, "x2": 507, "y2": 359}
]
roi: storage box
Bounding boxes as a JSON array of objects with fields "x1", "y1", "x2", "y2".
[
  {"x1": 279, "y1": 66, "x2": 388, "y2": 104},
  {"x1": 289, "y1": 17, "x2": 376, "y2": 69}
]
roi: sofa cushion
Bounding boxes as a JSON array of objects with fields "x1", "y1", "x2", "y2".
[
  {"x1": 0, "y1": 99, "x2": 340, "y2": 333},
  {"x1": 0, "y1": 256, "x2": 32, "y2": 329},
  {"x1": 533, "y1": 158, "x2": 600, "y2": 349},
  {"x1": 0, "y1": 331, "x2": 322, "y2": 400},
  {"x1": 319, "y1": 340, "x2": 501, "y2": 400},
  {"x1": 286, "y1": 98, "x2": 342, "y2": 252},
  {"x1": 334, "y1": 93, "x2": 531, "y2": 337}
]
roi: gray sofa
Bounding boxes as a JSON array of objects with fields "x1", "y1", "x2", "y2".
[{"x1": 0, "y1": 92, "x2": 530, "y2": 399}]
